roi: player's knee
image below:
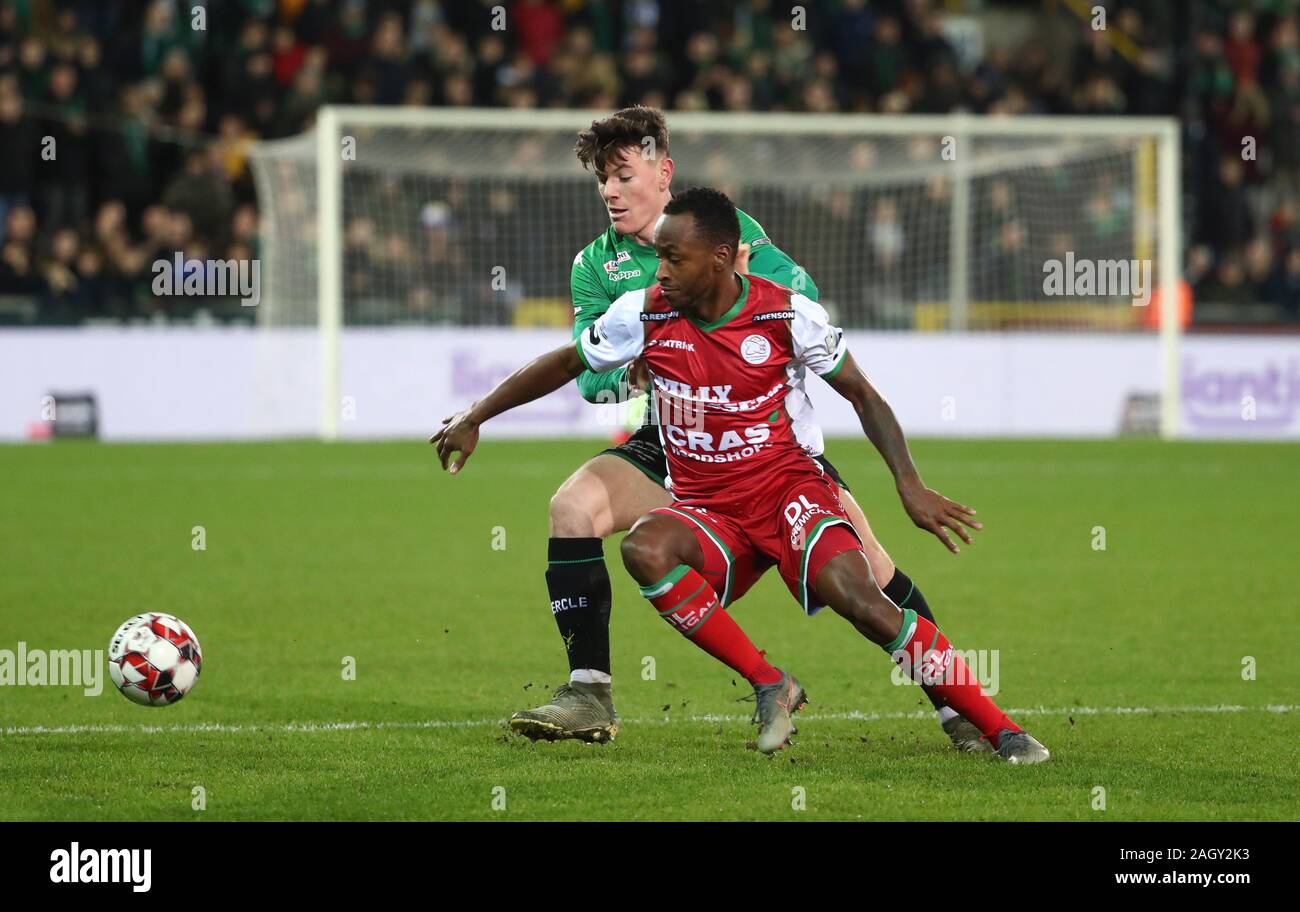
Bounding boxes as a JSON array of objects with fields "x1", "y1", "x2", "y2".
[
  {"x1": 619, "y1": 527, "x2": 674, "y2": 584},
  {"x1": 618, "y1": 530, "x2": 650, "y2": 579}
]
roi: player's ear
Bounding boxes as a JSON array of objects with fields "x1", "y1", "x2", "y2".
[
  {"x1": 715, "y1": 243, "x2": 733, "y2": 272},
  {"x1": 659, "y1": 156, "x2": 674, "y2": 190}
]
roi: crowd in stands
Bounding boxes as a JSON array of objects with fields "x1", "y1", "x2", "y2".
[{"x1": 1, "y1": 0, "x2": 1298, "y2": 324}]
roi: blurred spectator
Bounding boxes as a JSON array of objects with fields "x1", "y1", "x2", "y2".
[
  {"x1": 1265, "y1": 247, "x2": 1300, "y2": 317},
  {"x1": 1225, "y1": 11, "x2": 1261, "y2": 88},
  {"x1": 1199, "y1": 256, "x2": 1255, "y2": 308},
  {"x1": 0, "y1": 78, "x2": 36, "y2": 240},
  {"x1": 0, "y1": 0, "x2": 1295, "y2": 325},
  {"x1": 1197, "y1": 157, "x2": 1254, "y2": 255},
  {"x1": 0, "y1": 206, "x2": 39, "y2": 298}
]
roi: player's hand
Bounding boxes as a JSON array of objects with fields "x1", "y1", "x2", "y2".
[
  {"x1": 626, "y1": 355, "x2": 650, "y2": 394},
  {"x1": 735, "y1": 242, "x2": 752, "y2": 274},
  {"x1": 897, "y1": 479, "x2": 982, "y2": 554},
  {"x1": 430, "y1": 410, "x2": 479, "y2": 475}
]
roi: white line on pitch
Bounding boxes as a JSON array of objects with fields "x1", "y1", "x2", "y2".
[{"x1": 2, "y1": 703, "x2": 1295, "y2": 737}]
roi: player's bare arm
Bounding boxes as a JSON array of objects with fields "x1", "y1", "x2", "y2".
[
  {"x1": 823, "y1": 351, "x2": 983, "y2": 554},
  {"x1": 432, "y1": 343, "x2": 586, "y2": 474}
]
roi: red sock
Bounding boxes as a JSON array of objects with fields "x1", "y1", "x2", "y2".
[
  {"x1": 640, "y1": 565, "x2": 781, "y2": 685},
  {"x1": 886, "y1": 609, "x2": 1021, "y2": 744}
]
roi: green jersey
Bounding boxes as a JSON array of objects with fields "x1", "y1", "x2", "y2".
[{"x1": 568, "y1": 207, "x2": 820, "y2": 402}]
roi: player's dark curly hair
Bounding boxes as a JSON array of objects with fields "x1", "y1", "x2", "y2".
[
  {"x1": 574, "y1": 105, "x2": 670, "y2": 173},
  {"x1": 663, "y1": 187, "x2": 740, "y2": 254}
]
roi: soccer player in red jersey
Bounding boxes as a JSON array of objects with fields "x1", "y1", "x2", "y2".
[{"x1": 434, "y1": 187, "x2": 1049, "y2": 763}]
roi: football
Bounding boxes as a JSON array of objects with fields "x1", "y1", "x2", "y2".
[{"x1": 107, "y1": 613, "x2": 203, "y2": 706}]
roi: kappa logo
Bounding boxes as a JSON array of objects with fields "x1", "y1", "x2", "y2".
[{"x1": 741, "y1": 334, "x2": 771, "y2": 365}]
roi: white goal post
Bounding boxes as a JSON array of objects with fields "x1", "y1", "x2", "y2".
[{"x1": 250, "y1": 107, "x2": 1181, "y2": 440}]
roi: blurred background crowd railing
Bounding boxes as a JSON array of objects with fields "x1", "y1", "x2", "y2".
[{"x1": 2, "y1": 0, "x2": 1299, "y2": 327}]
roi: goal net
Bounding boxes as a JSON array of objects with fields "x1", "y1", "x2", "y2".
[{"x1": 249, "y1": 108, "x2": 1180, "y2": 437}]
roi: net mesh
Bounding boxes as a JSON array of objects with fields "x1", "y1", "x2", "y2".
[{"x1": 250, "y1": 117, "x2": 1163, "y2": 332}]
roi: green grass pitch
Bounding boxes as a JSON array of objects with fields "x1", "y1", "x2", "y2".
[{"x1": 1, "y1": 437, "x2": 1296, "y2": 821}]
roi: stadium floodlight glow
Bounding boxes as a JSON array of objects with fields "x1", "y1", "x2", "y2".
[{"x1": 250, "y1": 108, "x2": 1181, "y2": 440}]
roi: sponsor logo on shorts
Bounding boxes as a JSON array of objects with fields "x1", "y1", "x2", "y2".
[
  {"x1": 784, "y1": 494, "x2": 835, "y2": 548},
  {"x1": 741, "y1": 334, "x2": 771, "y2": 365}
]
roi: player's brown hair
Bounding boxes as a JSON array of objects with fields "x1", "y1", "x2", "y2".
[{"x1": 574, "y1": 105, "x2": 670, "y2": 173}]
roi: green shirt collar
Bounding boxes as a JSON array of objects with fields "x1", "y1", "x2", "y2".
[{"x1": 688, "y1": 274, "x2": 749, "y2": 332}]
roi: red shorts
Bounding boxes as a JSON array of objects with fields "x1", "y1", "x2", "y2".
[{"x1": 650, "y1": 469, "x2": 862, "y2": 615}]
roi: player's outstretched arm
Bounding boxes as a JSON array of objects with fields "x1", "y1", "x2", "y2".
[
  {"x1": 824, "y1": 352, "x2": 983, "y2": 554},
  {"x1": 432, "y1": 343, "x2": 585, "y2": 475}
]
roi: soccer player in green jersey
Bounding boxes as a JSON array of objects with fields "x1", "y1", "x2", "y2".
[{"x1": 509, "y1": 107, "x2": 986, "y2": 752}]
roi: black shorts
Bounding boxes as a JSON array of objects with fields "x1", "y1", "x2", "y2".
[{"x1": 598, "y1": 424, "x2": 852, "y2": 493}]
